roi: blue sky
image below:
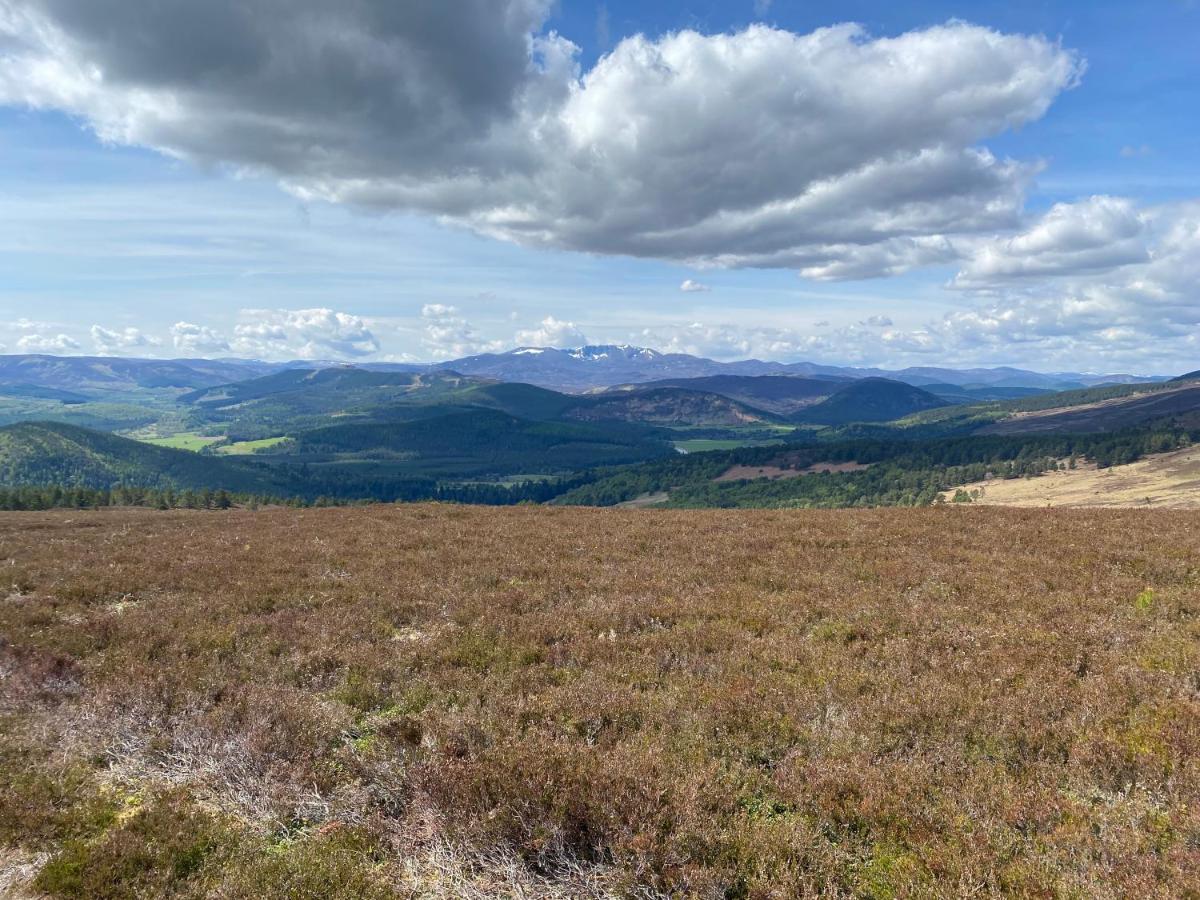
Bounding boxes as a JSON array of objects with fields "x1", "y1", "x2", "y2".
[{"x1": 1, "y1": 0, "x2": 1197, "y2": 372}]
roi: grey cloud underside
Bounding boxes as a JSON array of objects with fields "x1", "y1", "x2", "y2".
[{"x1": 0, "y1": 2, "x2": 1082, "y2": 272}]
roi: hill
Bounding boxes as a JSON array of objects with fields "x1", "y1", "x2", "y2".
[
  {"x1": 0, "y1": 421, "x2": 275, "y2": 492},
  {"x1": 626, "y1": 374, "x2": 845, "y2": 416},
  {"x1": 979, "y1": 382, "x2": 1200, "y2": 435},
  {"x1": 0, "y1": 354, "x2": 273, "y2": 393},
  {"x1": 564, "y1": 386, "x2": 781, "y2": 426},
  {"x1": 793, "y1": 378, "x2": 951, "y2": 425},
  {"x1": 945, "y1": 443, "x2": 1200, "y2": 508},
  {"x1": 291, "y1": 409, "x2": 672, "y2": 477}
]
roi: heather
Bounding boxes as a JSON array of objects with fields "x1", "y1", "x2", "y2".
[{"x1": 2, "y1": 505, "x2": 1198, "y2": 897}]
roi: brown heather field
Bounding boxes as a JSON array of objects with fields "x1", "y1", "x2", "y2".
[{"x1": 1, "y1": 505, "x2": 1199, "y2": 899}]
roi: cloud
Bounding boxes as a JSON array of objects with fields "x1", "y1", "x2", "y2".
[
  {"x1": 953, "y1": 196, "x2": 1150, "y2": 286},
  {"x1": 90, "y1": 324, "x2": 159, "y2": 354},
  {"x1": 420, "y1": 304, "x2": 502, "y2": 360},
  {"x1": 231, "y1": 308, "x2": 379, "y2": 359},
  {"x1": 679, "y1": 279, "x2": 710, "y2": 293},
  {"x1": 1119, "y1": 144, "x2": 1152, "y2": 159},
  {"x1": 0, "y1": 8, "x2": 1081, "y2": 276},
  {"x1": 170, "y1": 321, "x2": 230, "y2": 355},
  {"x1": 514, "y1": 315, "x2": 587, "y2": 348},
  {"x1": 639, "y1": 195, "x2": 1200, "y2": 373},
  {"x1": 16, "y1": 332, "x2": 81, "y2": 353},
  {"x1": 753, "y1": 0, "x2": 773, "y2": 16}
]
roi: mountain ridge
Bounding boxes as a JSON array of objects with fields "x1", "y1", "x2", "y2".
[{"x1": 0, "y1": 350, "x2": 1170, "y2": 395}]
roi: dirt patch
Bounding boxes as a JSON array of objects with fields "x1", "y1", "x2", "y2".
[
  {"x1": 614, "y1": 491, "x2": 670, "y2": 507},
  {"x1": 715, "y1": 461, "x2": 870, "y2": 482},
  {"x1": 0, "y1": 847, "x2": 50, "y2": 899},
  {"x1": 945, "y1": 444, "x2": 1200, "y2": 507}
]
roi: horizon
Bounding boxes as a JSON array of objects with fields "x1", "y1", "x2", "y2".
[
  {"x1": 3, "y1": 1, "x2": 1199, "y2": 372},
  {"x1": 0, "y1": 345, "x2": 1181, "y2": 380}
]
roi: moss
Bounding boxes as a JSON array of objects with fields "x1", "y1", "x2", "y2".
[
  {"x1": 0, "y1": 748, "x2": 118, "y2": 850},
  {"x1": 219, "y1": 827, "x2": 394, "y2": 899},
  {"x1": 34, "y1": 791, "x2": 233, "y2": 899}
]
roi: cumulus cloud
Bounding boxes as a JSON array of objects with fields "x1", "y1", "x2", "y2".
[
  {"x1": 171, "y1": 321, "x2": 230, "y2": 355},
  {"x1": 16, "y1": 331, "x2": 81, "y2": 353},
  {"x1": 953, "y1": 196, "x2": 1151, "y2": 286},
  {"x1": 420, "y1": 304, "x2": 502, "y2": 360},
  {"x1": 941, "y1": 201, "x2": 1200, "y2": 362},
  {"x1": 514, "y1": 315, "x2": 587, "y2": 348},
  {"x1": 231, "y1": 308, "x2": 380, "y2": 359},
  {"x1": 90, "y1": 324, "x2": 159, "y2": 354},
  {"x1": 679, "y1": 279, "x2": 711, "y2": 293},
  {"x1": 641, "y1": 195, "x2": 1200, "y2": 373},
  {"x1": 0, "y1": 6, "x2": 1081, "y2": 275}
]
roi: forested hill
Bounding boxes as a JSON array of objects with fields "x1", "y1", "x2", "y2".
[
  {"x1": 555, "y1": 424, "x2": 1197, "y2": 508},
  {"x1": 0, "y1": 421, "x2": 279, "y2": 493}
]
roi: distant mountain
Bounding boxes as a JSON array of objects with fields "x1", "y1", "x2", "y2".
[
  {"x1": 0, "y1": 350, "x2": 1170, "y2": 398},
  {"x1": 919, "y1": 383, "x2": 1052, "y2": 403},
  {"x1": 430, "y1": 345, "x2": 798, "y2": 390},
  {"x1": 0, "y1": 355, "x2": 274, "y2": 393},
  {"x1": 794, "y1": 378, "x2": 951, "y2": 425},
  {"x1": 428, "y1": 346, "x2": 1165, "y2": 393}
]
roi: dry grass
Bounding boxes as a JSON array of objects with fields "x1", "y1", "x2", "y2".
[
  {"x1": 1, "y1": 505, "x2": 1199, "y2": 898},
  {"x1": 948, "y1": 445, "x2": 1200, "y2": 508}
]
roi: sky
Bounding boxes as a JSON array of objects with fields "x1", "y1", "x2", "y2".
[{"x1": 0, "y1": 0, "x2": 1197, "y2": 373}]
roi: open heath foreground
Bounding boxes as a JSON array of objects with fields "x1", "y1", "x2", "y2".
[{"x1": 2, "y1": 505, "x2": 1198, "y2": 898}]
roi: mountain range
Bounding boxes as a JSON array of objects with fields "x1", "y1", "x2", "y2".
[{"x1": 0, "y1": 347, "x2": 1170, "y2": 396}]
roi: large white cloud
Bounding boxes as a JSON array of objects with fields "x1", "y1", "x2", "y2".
[
  {"x1": 16, "y1": 331, "x2": 80, "y2": 353},
  {"x1": 0, "y1": 4, "x2": 1081, "y2": 274},
  {"x1": 90, "y1": 324, "x2": 159, "y2": 354},
  {"x1": 953, "y1": 195, "x2": 1151, "y2": 286},
  {"x1": 170, "y1": 321, "x2": 230, "y2": 355},
  {"x1": 938, "y1": 199, "x2": 1200, "y2": 368},
  {"x1": 232, "y1": 308, "x2": 379, "y2": 359},
  {"x1": 514, "y1": 315, "x2": 587, "y2": 348},
  {"x1": 420, "y1": 304, "x2": 502, "y2": 360}
]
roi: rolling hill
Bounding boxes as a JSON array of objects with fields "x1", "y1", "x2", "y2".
[
  {"x1": 0, "y1": 421, "x2": 276, "y2": 492},
  {"x1": 564, "y1": 387, "x2": 782, "y2": 426},
  {"x1": 623, "y1": 374, "x2": 846, "y2": 416},
  {"x1": 0, "y1": 355, "x2": 274, "y2": 393},
  {"x1": 979, "y1": 382, "x2": 1200, "y2": 435},
  {"x1": 290, "y1": 409, "x2": 673, "y2": 476},
  {"x1": 793, "y1": 378, "x2": 951, "y2": 425}
]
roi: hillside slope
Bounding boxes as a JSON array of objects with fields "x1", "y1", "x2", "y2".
[
  {"x1": 794, "y1": 378, "x2": 951, "y2": 425},
  {"x1": 0, "y1": 421, "x2": 274, "y2": 492},
  {"x1": 980, "y1": 382, "x2": 1200, "y2": 435},
  {"x1": 946, "y1": 444, "x2": 1200, "y2": 508},
  {"x1": 291, "y1": 409, "x2": 673, "y2": 476},
  {"x1": 628, "y1": 375, "x2": 844, "y2": 416},
  {"x1": 565, "y1": 387, "x2": 781, "y2": 426}
]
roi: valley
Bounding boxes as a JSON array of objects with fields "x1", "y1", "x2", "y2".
[{"x1": 0, "y1": 349, "x2": 1196, "y2": 509}]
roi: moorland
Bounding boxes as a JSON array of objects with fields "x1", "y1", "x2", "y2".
[{"x1": 1, "y1": 504, "x2": 1198, "y2": 898}]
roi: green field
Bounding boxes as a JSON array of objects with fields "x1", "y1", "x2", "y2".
[
  {"x1": 216, "y1": 436, "x2": 288, "y2": 455},
  {"x1": 139, "y1": 431, "x2": 224, "y2": 452},
  {"x1": 674, "y1": 437, "x2": 786, "y2": 453}
]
